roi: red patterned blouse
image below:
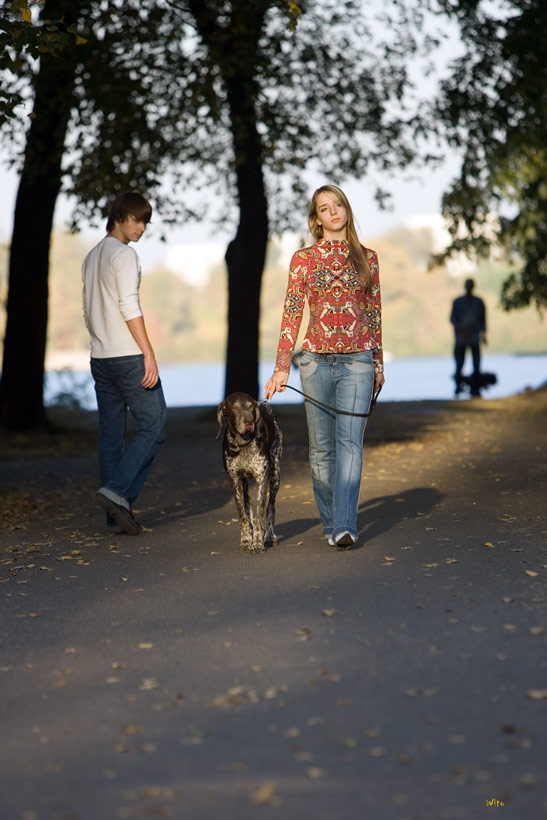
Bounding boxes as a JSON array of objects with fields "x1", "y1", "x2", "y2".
[{"x1": 274, "y1": 238, "x2": 383, "y2": 374}]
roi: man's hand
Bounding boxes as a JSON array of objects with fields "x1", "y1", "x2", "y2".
[
  {"x1": 126, "y1": 316, "x2": 159, "y2": 388},
  {"x1": 142, "y1": 351, "x2": 159, "y2": 388}
]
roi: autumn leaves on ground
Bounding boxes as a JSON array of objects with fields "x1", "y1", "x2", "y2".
[{"x1": 1, "y1": 391, "x2": 546, "y2": 820}]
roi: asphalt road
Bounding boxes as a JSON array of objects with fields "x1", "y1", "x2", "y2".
[{"x1": 1, "y1": 392, "x2": 546, "y2": 820}]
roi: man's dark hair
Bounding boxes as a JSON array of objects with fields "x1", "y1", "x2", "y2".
[{"x1": 106, "y1": 192, "x2": 152, "y2": 232}]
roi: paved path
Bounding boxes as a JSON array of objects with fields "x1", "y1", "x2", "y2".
[{"x1": 1, "y1": 391, "x2": 546, "y2": 820}]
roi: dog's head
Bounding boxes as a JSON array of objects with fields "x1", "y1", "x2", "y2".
[{"x1": 217, "y1": 392, "x2": 263, "y2": 441}]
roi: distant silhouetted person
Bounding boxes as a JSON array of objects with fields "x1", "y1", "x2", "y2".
[{"x1": 450, "y1": 278, "x2": 487, "y2": 396}]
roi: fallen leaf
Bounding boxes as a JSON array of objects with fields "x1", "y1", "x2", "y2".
[
  {"x1": 322, "y1": 609, "x2": 336, "y2": 617},
  {"x1": 526, "y1": 689, "x2": 547, "y2": 700},
  {"x1": 525, "y1": 570, "x2": 538, "y2": 578},
  {"x1": 520, "y1": 773, "x2": 539, "y2": 789},
  {"x1": 250, "y1": 781, "x2": 282, "y2": 806},
  {"x1": 366, "y1": 747, "x2": 387, "y2": 757},
  {"x1": 138, "y1": 642, "x2": 154, "y2": 650},
  {"x1": 306, "y1": 767, "x2": 327, "y2": 779},
  {"x1": 123, "y1": 724, "x2": 144, "y2": 734},
  {"x1": 484, "y1": 542, "x2": 495, "y2": 548},
  {"x1": 140, "y1": 677, "x2": 159, "y2": 691},
  {"x1": 405, "y1": 688, "x2": 440, "y2": 697}
]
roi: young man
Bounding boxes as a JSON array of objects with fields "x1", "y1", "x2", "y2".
[{"x1": 82, "y1": 192, "x2": 166, "y2": 534}]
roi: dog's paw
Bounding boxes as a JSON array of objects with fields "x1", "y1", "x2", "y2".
[
  {"x1": 248, "y1": 542, "x2": 266, "y2": 554},
  {"x1": 264, "y1": 533, "x2": 278, "y2": 547}
]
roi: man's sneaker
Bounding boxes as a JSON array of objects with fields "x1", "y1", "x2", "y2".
[
  {"x1": 95, "y1": 491, "x2": 142, "y2": 535},
  {"x1": 334, "y1": 531, "x2": 357, "y2": 550}
]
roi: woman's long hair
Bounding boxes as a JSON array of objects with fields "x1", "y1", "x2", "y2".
[{"x1": 308, "y1": 184, "x2": 372, "y2": 290}]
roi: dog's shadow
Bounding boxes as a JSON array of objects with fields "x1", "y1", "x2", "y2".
[{"x1": 275, "y1": 517, "x2": 320, "y2": 544}]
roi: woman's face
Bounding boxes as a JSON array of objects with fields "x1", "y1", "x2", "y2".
[{"x1": 315, "y1": 192, "x2": 348, "y2": 238}]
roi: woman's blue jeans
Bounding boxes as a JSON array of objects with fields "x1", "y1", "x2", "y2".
[
  {"x1": 299, "y1": 351, "x2": 374, "y2": 541},
  {"x1": 91, "y1": 355, "x2": 166, "y2": 508}
]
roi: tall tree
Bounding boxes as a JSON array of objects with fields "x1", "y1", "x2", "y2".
[
  {"x1": 432, "y1": 0, "x2": 547, "y2": 310},
  {"x1": 0, "y1": 0, "x2": 87, "y2": 430},
  {"x1": 0, "y1": 1, "x2": 187, "y2": 429}
]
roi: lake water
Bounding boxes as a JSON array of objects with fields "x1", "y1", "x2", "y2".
[{"x1": 44, "y1": 352, "x2": 547, "y2": 411}]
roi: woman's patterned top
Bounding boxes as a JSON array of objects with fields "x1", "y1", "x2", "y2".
[{"x1": 274, "y1": 238, "x2": 383, "y2": 374}]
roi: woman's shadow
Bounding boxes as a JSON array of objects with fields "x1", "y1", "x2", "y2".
[
  {"x1": 275, "y1": 486, "x2": 444, "y2": 546},
  {"x1": 357, "y1": 486, "x2": 445, "y2": 544}
]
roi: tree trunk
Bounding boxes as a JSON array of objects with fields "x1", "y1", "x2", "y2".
[
  {"x1": 223, "y1": 112, "x2": 269, "y2": 399},
  {"x1": 222, "y1": 6, "x2": 269, "y2": 399},
  {"x1": 188, "y1": 0, "x2": 269, "y2": 400},
  {"x1": 0, "y1": 0, "x2": 83, "y2": 430}
]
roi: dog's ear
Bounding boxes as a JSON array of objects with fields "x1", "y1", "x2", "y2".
[{"x1": 216, "y1": 402, "x2": 226, "y2": 439}]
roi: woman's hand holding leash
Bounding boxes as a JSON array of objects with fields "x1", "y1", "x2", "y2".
[
  {"x1": 374, "y1": 371, "x2": 385, "y2": 392},
  {"x1": 264, "y1": 371, "x2": 289, "y2": 401}
]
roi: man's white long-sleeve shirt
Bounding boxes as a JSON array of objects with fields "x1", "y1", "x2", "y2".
[{"x1": 82, "y1": 236, "x2": 144, "y2": 358}]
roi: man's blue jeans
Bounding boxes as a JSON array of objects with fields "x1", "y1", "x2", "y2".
[
  {"x1": 91, "y1": 355, "x2": 166, "y2": 508},
  {"x1": 299, "y1": 351, "x2": 374, "y2": 541}
]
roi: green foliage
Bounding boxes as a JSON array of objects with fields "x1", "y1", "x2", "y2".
[
  {"x1": 0, "y1": 1, "x2": 87, "y2": 126},
  {"x1": 2, "y1": 0, "x2": 439, "y2": 231},
  {"x1": 433, "y1": 0, "x2": 547, "y2": 311}
]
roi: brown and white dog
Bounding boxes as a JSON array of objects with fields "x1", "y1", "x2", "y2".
[{"x1": 217, "y1": 392, "x2": 282, "y2": 553}]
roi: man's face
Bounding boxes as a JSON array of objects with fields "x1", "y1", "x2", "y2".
[{"x1": 117, "y1": 214, "x2": 147, "y2": 244}]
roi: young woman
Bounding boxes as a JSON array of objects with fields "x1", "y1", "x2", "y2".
[{"x1": 264, "y1": 185, "x2": 384, "y2": 549}]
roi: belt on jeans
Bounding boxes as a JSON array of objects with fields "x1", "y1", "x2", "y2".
[{"x1": 274, "y1": 383, "x2": 382, "y2": 418}]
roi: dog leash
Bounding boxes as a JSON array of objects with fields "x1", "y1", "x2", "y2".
[{"x1": 264, "y1": 383, "x2": 382, "y2": 418}]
